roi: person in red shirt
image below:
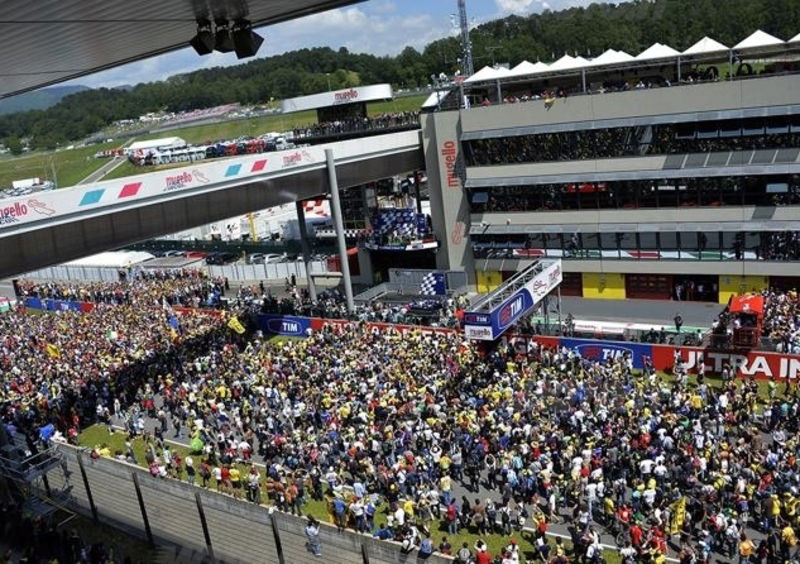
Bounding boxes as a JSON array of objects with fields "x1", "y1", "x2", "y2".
[
  {"x1": 475, "y1": 549, "x2": 491, "y2": 564},
  {"x1": 630, "y1": 522, "x2": 644, "y2": 548}
]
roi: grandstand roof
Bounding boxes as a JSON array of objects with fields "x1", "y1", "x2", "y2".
[
  {"x1": 588, "y1": 49, "x2": 635, "y2": 67},
  {"x1": 547, "y1": 54, "x2": 589, "y2": 71},
  {"x1": 635, "y1": 43, "x2": 681, "y2": 61},
  {"x1": 0, "y1": 0, "x2": 363, "y2": 99},
  {"x1": 465, "y1": 65, "x2": 513, "y2": 83},
  {"x1": 682, "y1": 36, "x2": 729, "y2": 56},
  {"x1": 462, "y1": 30, "x2": 799, "y2": 85},
  {"x1": 281, "y1": 84, "x2": 393, "y2": 113},
  {"x1": 733, "y1": 29, "x2": 784, "y2": 50},
  {"x1": 507, "y1": 60, "x2": 550, "y2": 77}
]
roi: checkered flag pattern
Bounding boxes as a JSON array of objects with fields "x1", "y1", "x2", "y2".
[
  {"x1": 419, "y1": 272, "x2": 447, "y2": 296},
  {"x1": 372, "y1": 209, "x2": 423, "y2": 239}
]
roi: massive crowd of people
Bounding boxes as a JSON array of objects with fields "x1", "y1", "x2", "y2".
[
  {"x1": 291, "y1": 112, "x2": 419, "y2": 140},
  {"x1": 761, "y1": 290, "x2": 800, "y2": 354},
  {"x1": 253, "y1": 286, "x2": 466, "y2": 329},
  {"x1": 465, "y1": 125, "x2": 799, "y2": 167},
  {"x1": 4, "y1": 275, "x2": 800, "y2": 563},
  {"x1": 711, "y1": 289, "x2": 800, "y2": 353},
  {"x1": 15, "y1": 270, "x2": 228, "y2": 309}
]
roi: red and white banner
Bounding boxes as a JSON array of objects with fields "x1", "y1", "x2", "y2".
[{"x1": 279, "y1": 316, "x2": 800, "y2": 381}]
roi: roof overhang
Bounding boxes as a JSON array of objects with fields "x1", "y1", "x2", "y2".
[
  {"x1": 0, "y1": 0, "x2": 364, "y2": 99},
  {"x1": 282, "y1": 83, "x2": 393, "y2": 113}
]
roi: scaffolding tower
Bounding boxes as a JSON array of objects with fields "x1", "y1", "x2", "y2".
[{"x1": 0, "y1": 424, "x2": 75, "y2": 526}]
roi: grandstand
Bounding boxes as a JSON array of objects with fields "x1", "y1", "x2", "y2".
[{"x1": 424, "y1": 29, "x2": 800, "y2": 305}]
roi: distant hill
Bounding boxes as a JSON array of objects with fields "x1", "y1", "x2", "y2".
[
  {"x1": 0, "y1": 85, "x2": 90, "y2": 115},
  {"x1": 2, "y1": 0, "x2": 799, "y2": 150}
]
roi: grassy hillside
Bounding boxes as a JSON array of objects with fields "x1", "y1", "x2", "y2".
[
  {"x1": 100, "y1": 94, "x2": 426, "y2": 181},
  {"x1": 0, "y1": 141, "x2": 118, "y2": 190},
  {"x1": 130, "y1": 94, "x2": 426, "y2": 146},
  {"x1": 0, "y1": 94, "x2": 426, "y2": 189}
]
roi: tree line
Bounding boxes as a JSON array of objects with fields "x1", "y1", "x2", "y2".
[{"x1": 2, "y1": 0, "x2": 799, "y2": 152}]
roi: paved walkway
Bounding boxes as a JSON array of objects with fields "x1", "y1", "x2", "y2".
[{"x1": 559, "y1": 296, "x2": 722, "y2": 328}]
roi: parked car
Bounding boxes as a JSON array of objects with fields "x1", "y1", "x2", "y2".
[
  {"x1": 248, "y1": 253, "x2": 282, "y2": 264},
  {"x1": 184, "y1": 251, "x2": 207, "y2": 259},
  {"x1": 206, "y1": 252, "x2": 237, "y2": 265},
  {"x1": 215, "y1": 251, "x2": 238, "y2": 264}
]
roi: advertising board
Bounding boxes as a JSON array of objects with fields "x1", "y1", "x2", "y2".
[
  {"x1": 464, "y1": 260, "x2": 563, "y2": 341},
  {"x1": 257, "y1": 314, "x2": 312, "y2": 337}
]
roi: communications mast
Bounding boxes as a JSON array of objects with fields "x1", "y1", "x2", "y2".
[{"x1": 458, "y1": 0, "x2": 474, "y2": 77}]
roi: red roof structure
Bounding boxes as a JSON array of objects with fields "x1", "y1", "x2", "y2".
[{"x1": 729, "y1": 294, "x2": 764, "y2": 316}]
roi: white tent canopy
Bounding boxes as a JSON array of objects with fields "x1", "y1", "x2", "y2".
[
  {"x1": 734, "y1": 29, "x2": 784, "y2": 50},
  {"x1": 465, "y1": 65, "x2": 512, "y2": 83},
  {"x1": 635, "y1": 43, "x2": 681, "y2": 61},
  {"x1": 127, "y1": 137, "x2": 186, "y2": 153},
  {"x1": 463, "y1": 30, "x2": 797, "y2": 87},
  {"x1": 491, "y1": 66, "x2": 514, "y2": 79},
  {"x1": 588, "y1": 49, "x2": 635, "y2": 67},
  {"x1": 508, "y1": 60, "x2": 549, "y2": 77},
  {"x1": 546, "y1": 54, "x2": 589, "y2": 72},
  {"x1": 682, "y1": 36, "x2": 729, "y2": 56},
  {"x1": 65, "y1": 251, "x2": 156, "y2": 268},
  {"x1": 421, "y1": 90, "x2": 450, "y2": 108}
]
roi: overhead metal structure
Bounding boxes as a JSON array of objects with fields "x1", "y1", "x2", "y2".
[{"x1": 0, "y1": 0, "x2": 364, "y2": 98}]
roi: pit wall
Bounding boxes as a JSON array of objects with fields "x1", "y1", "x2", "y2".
[{"x1": 473, "y1": 271, "x2": 782, "y2": 304}]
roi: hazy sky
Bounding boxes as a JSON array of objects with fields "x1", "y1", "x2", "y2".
[{"x1": 66, "y1": 0, "x2": 597, "y2": 89}]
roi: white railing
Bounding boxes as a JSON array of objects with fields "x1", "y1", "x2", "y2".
[{"x1": 208, "y1": 260, "x2": 328, "y2": 282}]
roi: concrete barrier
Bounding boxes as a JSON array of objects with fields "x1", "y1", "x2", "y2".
[{"x1": 52, "y1": 444, "x2": 452, "y2": 564}]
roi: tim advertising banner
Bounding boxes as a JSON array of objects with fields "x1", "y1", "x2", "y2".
[
  {"x1": 258, "y1": 314, "x2": 312, "y2": 337},
  {"x1": 558, "y1": 338, "x2": 653, "y2": 370},
  {"x1": 464, "y1": 260, "x2": 563, "y2": 341},
  {"x1": 261, "y1": 313, "x2": 800, "y2": 380}
]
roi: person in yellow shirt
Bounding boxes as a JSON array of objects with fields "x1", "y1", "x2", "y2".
[
  {"x1": 781, "y1": 524, "x2": 798, "y2": 561},
  {"x1": 739, "y1": 534, "x2": 755, "y2": 560},
  {"x1": 403, "y1": 498, "x2": 415, "y2": 520},
  {"x1": 229, "y1": 467, "x2": 242, "y2": 498}
]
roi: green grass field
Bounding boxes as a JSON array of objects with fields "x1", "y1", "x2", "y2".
[
  {"x1": 0, "y1": 141, "x2": 119, "y2": 189},
  {"x1": 0, "y1": 94, "x2": 427, "y2": 189},
  {"x1": 113, "y1": 94, "x2": 426, "y2": 147},
  {"x1": 78, "y1": 424, "x2": 621, "y2": 562}
]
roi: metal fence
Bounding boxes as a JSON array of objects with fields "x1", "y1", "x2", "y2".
[
  {"x1": 21, "y1": 260, "x2": 330, "y2": 284},
  {"x1": 208, "y1": 261, "x2": 329, "y2": 282},
  {"x1": 22, "y1": 265, "x2": 125, "y2": 282}
]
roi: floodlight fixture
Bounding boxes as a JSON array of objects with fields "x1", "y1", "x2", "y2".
[
  {"x1": 190, "y1": 18, "x2": 215, "y2": 56},
  {"x1": 214, "y1": 19, "x2": 235, "y2": 53},
  {"x1": 232, "y1": 20, "x2": 264, "y2": 59}
]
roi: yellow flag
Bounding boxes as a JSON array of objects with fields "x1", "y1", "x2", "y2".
[
  {"x1": 227, "y1": 316, "x2": 245, "y2": 335},
  {"x1": 45, "y1": 343, "x2": 61, "y2": 358}
]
